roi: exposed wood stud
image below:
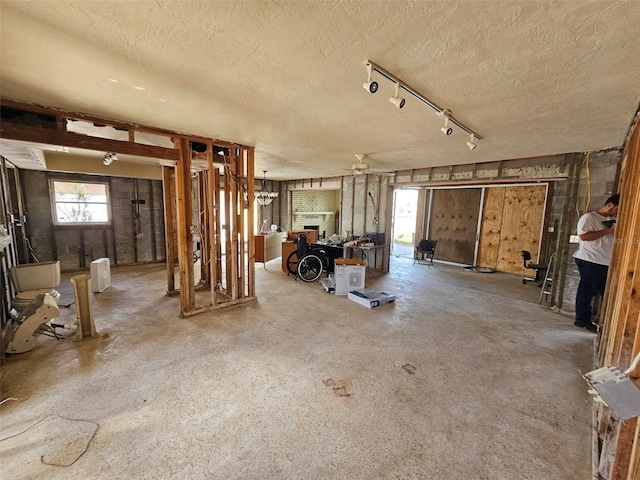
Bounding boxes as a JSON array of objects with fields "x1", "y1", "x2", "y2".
[
  {"x1": 593, "y1": 117, "x2": 640, "y2": 479},
  {"x1": 206, "y1": 142, "x2": 218, "y2": 305},
  {"x1": 162, "y1": 166, "x2": 176, "y2": 293},
  {"x1": 175, "y1": 138, "x2": 195, "y2": 314},
  {"x1": 247, "y1": 148, "x2": 256, "y2": 298}
]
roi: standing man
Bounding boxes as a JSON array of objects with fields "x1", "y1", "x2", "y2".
[{"x1": 573, "y1": 194, "x2": 620, "y2": 332}]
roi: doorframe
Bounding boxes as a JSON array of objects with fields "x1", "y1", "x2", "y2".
[{"x1": 390, "y1": 187, "x2": 420, "y2": 257}]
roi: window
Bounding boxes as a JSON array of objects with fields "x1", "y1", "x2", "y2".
[{"x1": 51, "y1": 180, "x2": 110, "y2": 225}]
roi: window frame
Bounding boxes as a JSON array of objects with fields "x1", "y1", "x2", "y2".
[{"x1": 50, "y1": 178, "x2": 112, "y2": 226}]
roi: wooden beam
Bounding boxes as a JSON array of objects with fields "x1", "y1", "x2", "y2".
[
  {"x1": 1, "y1": 97, "x2": 240, "y2": 148},
  {"x1": 0, "y1": 122, "x2": 179, "y2": 160},
  {"x1": 180, "y1": 296, "x2": 256, "y2": 317}
]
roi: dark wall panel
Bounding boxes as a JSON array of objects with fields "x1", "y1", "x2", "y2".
[{"x1": 429, "y1": 188, "x2": 481, "y2": 265}]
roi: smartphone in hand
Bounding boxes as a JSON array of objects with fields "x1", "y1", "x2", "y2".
[{"x1": 602, "y1": 219, "x2": 616, "y2": 228}]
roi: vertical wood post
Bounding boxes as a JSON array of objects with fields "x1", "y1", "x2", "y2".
[
  {"x1": 247, "y1": 148, "x2": 256, "y2": 297},
  {"x1": 175, "y1": 139, "x2": 194, "y2": 314},
  {"x1": 162, "y1": 166, "x2": 176, "y2": 293},
  {"x1": 206, "y1": 144, "x2": 218, "y2": 305}
]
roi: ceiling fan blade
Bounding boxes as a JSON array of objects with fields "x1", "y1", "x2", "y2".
[{"x1": 367, "y1": 169, "x2": 396, "y2": 176}]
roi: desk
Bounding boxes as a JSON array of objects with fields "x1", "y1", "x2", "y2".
[
  {"x1": 343, "y1": 244, "x2": 389, "y2": 277},
  {"x1": 255, "y1": 233, "x2": 283, "y2": 267}
]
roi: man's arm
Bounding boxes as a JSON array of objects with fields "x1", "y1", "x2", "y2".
[{"x1": 580, "y1": 224, "x2": 615, "y2": 241}]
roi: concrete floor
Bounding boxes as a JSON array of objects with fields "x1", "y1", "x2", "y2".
[{"x1": 0, "y1": 256, "x2": 595, "y2": 479}]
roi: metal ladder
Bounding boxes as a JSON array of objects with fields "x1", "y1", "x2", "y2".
[{"x1": 539, "y1": 252, "x2": 556, "y2": 305}]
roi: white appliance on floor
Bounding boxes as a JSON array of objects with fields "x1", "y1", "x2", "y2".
[{"x1": 90, "y1": 258, "x2": 111, "y2": 293}]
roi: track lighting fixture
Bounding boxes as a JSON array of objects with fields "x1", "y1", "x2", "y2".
[
  {"x1": 466, "y1": 134, "x2": 477, "y2": 150},
  {"x1": 439, "y1": 110, "x2": 453, "y2": 135},
  {"x1": 254, "y1": 171, "x2": 279, "y2": 206},
  {"x1": 362, "y1": 62, "x2": 378, "y2": 94},
  {"x1": 389, "y1": 82, "x2": 405, "y2": 109},
  {"x1": 103, "y1": 152, "x2": 117, "y2": 165},
  {"x1": 363, "y1": 60, "x2": 482, "y2": 149}
]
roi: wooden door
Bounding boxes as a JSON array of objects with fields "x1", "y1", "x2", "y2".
[
  {"x1": 477, "y1": 185, "x2": 547, "y2": 273},
  {"x1": 429, "y1": 188, "x2": 482, "y2": 265}
]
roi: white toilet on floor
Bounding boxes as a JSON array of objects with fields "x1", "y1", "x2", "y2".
[{"x1": 9, "y1": 261, "x2": 62, "y2": 312}]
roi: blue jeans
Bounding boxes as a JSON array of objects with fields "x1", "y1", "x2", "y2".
[{"x1": 575, "y1": 258, "x2": 609, "y2": 324}]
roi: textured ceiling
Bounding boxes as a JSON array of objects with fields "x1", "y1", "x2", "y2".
[{"x1": 1, "y1": 1, "x2": 639, "y2": 180}]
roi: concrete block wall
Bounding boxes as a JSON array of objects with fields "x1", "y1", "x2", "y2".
[
  {"x1": 21, "y1": 170, "x2": 166, "y2": 271},
  {"x1": 560, "y1": 149, "x2": 621, "y2": 314},
  {"x1": 20, "y1": 170, "x2": 56, "y2": 262}
]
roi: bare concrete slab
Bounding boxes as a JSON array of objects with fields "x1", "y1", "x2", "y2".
[{"x1": 0, "y1": 257, "x2": 594, "y2": 479}]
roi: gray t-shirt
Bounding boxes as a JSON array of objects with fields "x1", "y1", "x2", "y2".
[{"x1": 573, "y1": 211, "x2": 614, "y2": 266}]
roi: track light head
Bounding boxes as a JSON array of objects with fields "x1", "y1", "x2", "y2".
[
  {"x1": 440, "y1": 117, "x2": 453, "y2": 135},
  {"x1": 389, "y1": 96, "x2": 405, "y2": 108},
  {"x1": 103, "y1": 152, "x2": 117, "y2": 165},
  {"x1": 362, "y1": 61, "x2": 379, "y2": 94},
  {"x1": 363, "y1": 81, "x2": 378, "y2": 94},
  {"x1": 388, "y1": 81, "x2": 405, "y2": 108},
  {"x1": 466, "y1": 134, "x2": 477, "y2": 150}
]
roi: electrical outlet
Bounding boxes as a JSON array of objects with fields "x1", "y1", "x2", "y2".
[
  {"x1": 570, "y1": 235, "x2": 580, "y2": 243},
  {"x1": 548, "y1": 226, "x2": 554, "y2": 232}
]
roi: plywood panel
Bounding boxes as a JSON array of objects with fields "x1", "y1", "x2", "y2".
[
  {"x1": 477, "y1": 187, "x2": 505, "y2": 269},
  {"x1": 496, "y1": 185, "x2": 547, "y2": 274},
  {"x1": 430, "y1": 188, "x2": 481, "y2": 265}
]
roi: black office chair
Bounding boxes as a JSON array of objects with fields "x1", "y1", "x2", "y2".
[
  {"x1": 521, "y1": 250, "x2": 547, "y2": 285},
  {"x1": 414, "y1": 240, "x2": 437, "y2": 266}
]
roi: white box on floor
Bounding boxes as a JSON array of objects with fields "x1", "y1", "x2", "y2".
[
  {"x1": 334, "y1": 259, "x2": 366, "y2": 295},
  {"x1": 348, "y1": 289, "x2": 396, "y2": 308},
  {"x1": 90, "y1": 258, "x2": 111, "y2": 292}
]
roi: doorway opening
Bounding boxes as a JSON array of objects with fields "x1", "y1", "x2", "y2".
[{"x1": 391, "y1": 188, "x2": 419, "y2": 258}]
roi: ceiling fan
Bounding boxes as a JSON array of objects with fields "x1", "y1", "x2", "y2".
[{"x1": 352, "y1": 154, "x2": 396, "y2": 176}]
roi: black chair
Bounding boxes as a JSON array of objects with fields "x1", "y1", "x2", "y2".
[
  {"x1": 414, "y1": 240, "x2": 437, "y2": 266},
  {"x1": 521, "y1": 250, "x2": 547, "y2": 285}
]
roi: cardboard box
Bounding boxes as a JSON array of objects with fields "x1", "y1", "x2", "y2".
[
  {"x1": 348, "y1": 289, "x2": 396, "y2": 308},
  {"x1": 334, "y1": 258, "x2": 366, "y2": 266},
  {"x1": 334, "y1": 264, "x2": 366, "y2": 295}
]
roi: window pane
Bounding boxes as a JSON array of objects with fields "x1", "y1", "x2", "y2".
[
  {"x1": 52, "y1": 181, "x2": 110, "y2": 224},
  {"x1": 54, "y1": 181, "x2": 106, "y2": 201},
  {"x1": 55, "y1": 203, "x2": 109, "y2": 223}
]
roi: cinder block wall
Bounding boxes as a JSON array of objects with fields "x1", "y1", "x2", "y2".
[
  {"x1": 561, "y1": 150, "x2": 621, "y2": 314},
  {"x1": 21, "y1": 171, "x2": 166, "y2": 271}
]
